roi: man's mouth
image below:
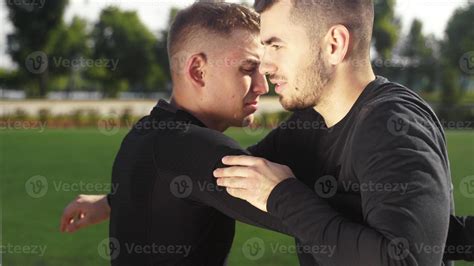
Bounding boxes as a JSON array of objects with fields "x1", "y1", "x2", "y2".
[{"x1": 244, "y1": 99, "x2": 259, "y2": 112}]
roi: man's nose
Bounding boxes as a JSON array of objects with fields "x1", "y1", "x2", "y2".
[
  {"x1": 252, "y1": 73, "x2": 269, "y2": 95},
  {"x1": 259, "y1": 51, "x2": 277, "y2": 76}
]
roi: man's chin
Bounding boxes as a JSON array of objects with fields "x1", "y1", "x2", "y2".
[
  {"x1": 279, "y1": 95, "x2": 298, "y2": 111},
  {"x1": 279, "y1": 95, "x2": 313, "y2": 112},
  {"x1": 241, "y1": 115, "x2": 254, "y2": 127}
]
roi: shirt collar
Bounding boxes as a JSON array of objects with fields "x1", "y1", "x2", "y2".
[{"x1": 152, "y1": 99, "x2": 207, "y2": 128}]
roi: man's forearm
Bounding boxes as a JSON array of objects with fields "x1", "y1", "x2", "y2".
[{"x1": 267, "y1": 178, "x2": 445, "y2": 265}]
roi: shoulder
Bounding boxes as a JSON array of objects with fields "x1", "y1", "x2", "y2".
[
  {"x1": 152, "y1": 125, "x2": 248, "y2": 173},
  {"x1": 354, "y1": 81, "x2": 442, "y2": 139}
]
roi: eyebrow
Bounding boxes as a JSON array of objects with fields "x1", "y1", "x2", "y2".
[{"x1": 261, "y1": 36, "x2": 284, "y2": 46}]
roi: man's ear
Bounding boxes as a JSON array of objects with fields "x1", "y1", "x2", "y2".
[
  {"x1": 186, "y1": 53, "x2": 207, "y2": 87},
  {"x1": 325, "y1": 24, "x2": 350, "y2": 65}
]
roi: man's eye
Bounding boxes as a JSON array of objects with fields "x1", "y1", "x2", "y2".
[
  {"x1": 272, "y1": 44, "x2": 281, "y2": 50},
  {"x1": 242, "y1": 68, "x2": 256, "y2": 74}
]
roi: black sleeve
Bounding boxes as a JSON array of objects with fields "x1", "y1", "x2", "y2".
[
  {"x1": 107, "y1": 193, "x2": 113, "y2": 207},
  {"x1": 247, "y1": 110, "x2": 319, "y2": 167},
  {"x1": 444, "y1": 215, "x2": 474, "y2": 261},
  {"x1": 265, "y1": 102, "x2": 452, "y2": 265},
  {"x1": 170, "y1": 129, "x2": 292, "y2": 236}
]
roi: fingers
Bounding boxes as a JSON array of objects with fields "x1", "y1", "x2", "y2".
[
  {"x1": 64, "y1": 214, "x2": 91, "y2": 233},
  {"x1": 214, "y1": 166, "x2": 256, "y2": 179},
  {"x1": 60, "y1": 201, "x2": 79, "y2": 232},
  {"x1": 221, "y1": 155, "x2": 265, "y2": 166},
  {"x1": 216, "y1": 176, "x2": 249, "y2": 189},
  {"x1": 225, "y1": 187, "x2": 249, "y2": 200}
]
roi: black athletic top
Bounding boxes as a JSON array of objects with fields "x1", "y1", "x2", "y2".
[
  {"x1": 108, "y1": 100, "x2": 290, "y2": 266},
  {"x1": 248, "y1": 76, "x2": 457, "y2": 265},
  {"x1": 108, "y1": 77, "x2": 473, "y2": 266}
]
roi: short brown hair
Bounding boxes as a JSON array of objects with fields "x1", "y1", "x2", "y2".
[
  {"x1": 167, "y1": 2, "x2": 260, "y2": 58},
  {"x1": 254, "y1": 0, "x2": 374, "y2": 58}
]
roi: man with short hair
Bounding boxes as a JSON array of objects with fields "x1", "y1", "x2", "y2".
[
  {"x1": 214, "y1": 0, "x2": 464, "y2": 265},
  {"x1": 62, "y1": 3, "x2": 293, "y2": 265}
]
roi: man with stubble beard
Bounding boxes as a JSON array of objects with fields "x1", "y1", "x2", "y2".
[{"x1": 214, "y1": 0, "x2": 472, "y2": 265}]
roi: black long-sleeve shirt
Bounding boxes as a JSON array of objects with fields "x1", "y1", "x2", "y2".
[
  {"x1": 109, "y1": 100, "x2": 290, "y2": 266},
  {"x1": 248, "y1": 76, "x2": 456, "y2": 265},
  {"x1": 109, "y1": 78, "x2": 472, "y2": 266}
]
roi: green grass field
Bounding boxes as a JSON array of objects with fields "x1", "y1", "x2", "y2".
[{"x1": 1, "y1": 128, "x2": 473, "y2": 266}]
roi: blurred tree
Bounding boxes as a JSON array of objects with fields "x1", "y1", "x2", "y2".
[
  {"x1": 6, "y1": 0, "x2": 69, "y2": 97},
  {"x1": 91, "y1": 6, "x2": 166, "y2": 97},
  {"x1": 156, "y1": 7, "x2": 180, "y2": 84},
  {"x1": 47, "y1": 16, "x2": 90, "y2": 93},
  {"x1": 442, "y1": 3, "x2": 474, "y2": 71},
  {"x1": 439, "y1": 3, "x2": 474, "y2": 108},
  {"x1": 400, "y1": 19, "x2": 438, "y2": 92},
  {"x1": 372, "y1": 0, "x2": 400, "y2": 60},
  {"x1": 436, "y1": 3, "x2": 474, "y2": 121}
]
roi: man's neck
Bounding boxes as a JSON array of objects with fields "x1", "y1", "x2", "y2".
[
  {"x1": 169, "y1": 94, "x2": 229, "y2": 132},
  {"x1": 314, "y1": 67, "x2": 376, "y2": 128}
]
